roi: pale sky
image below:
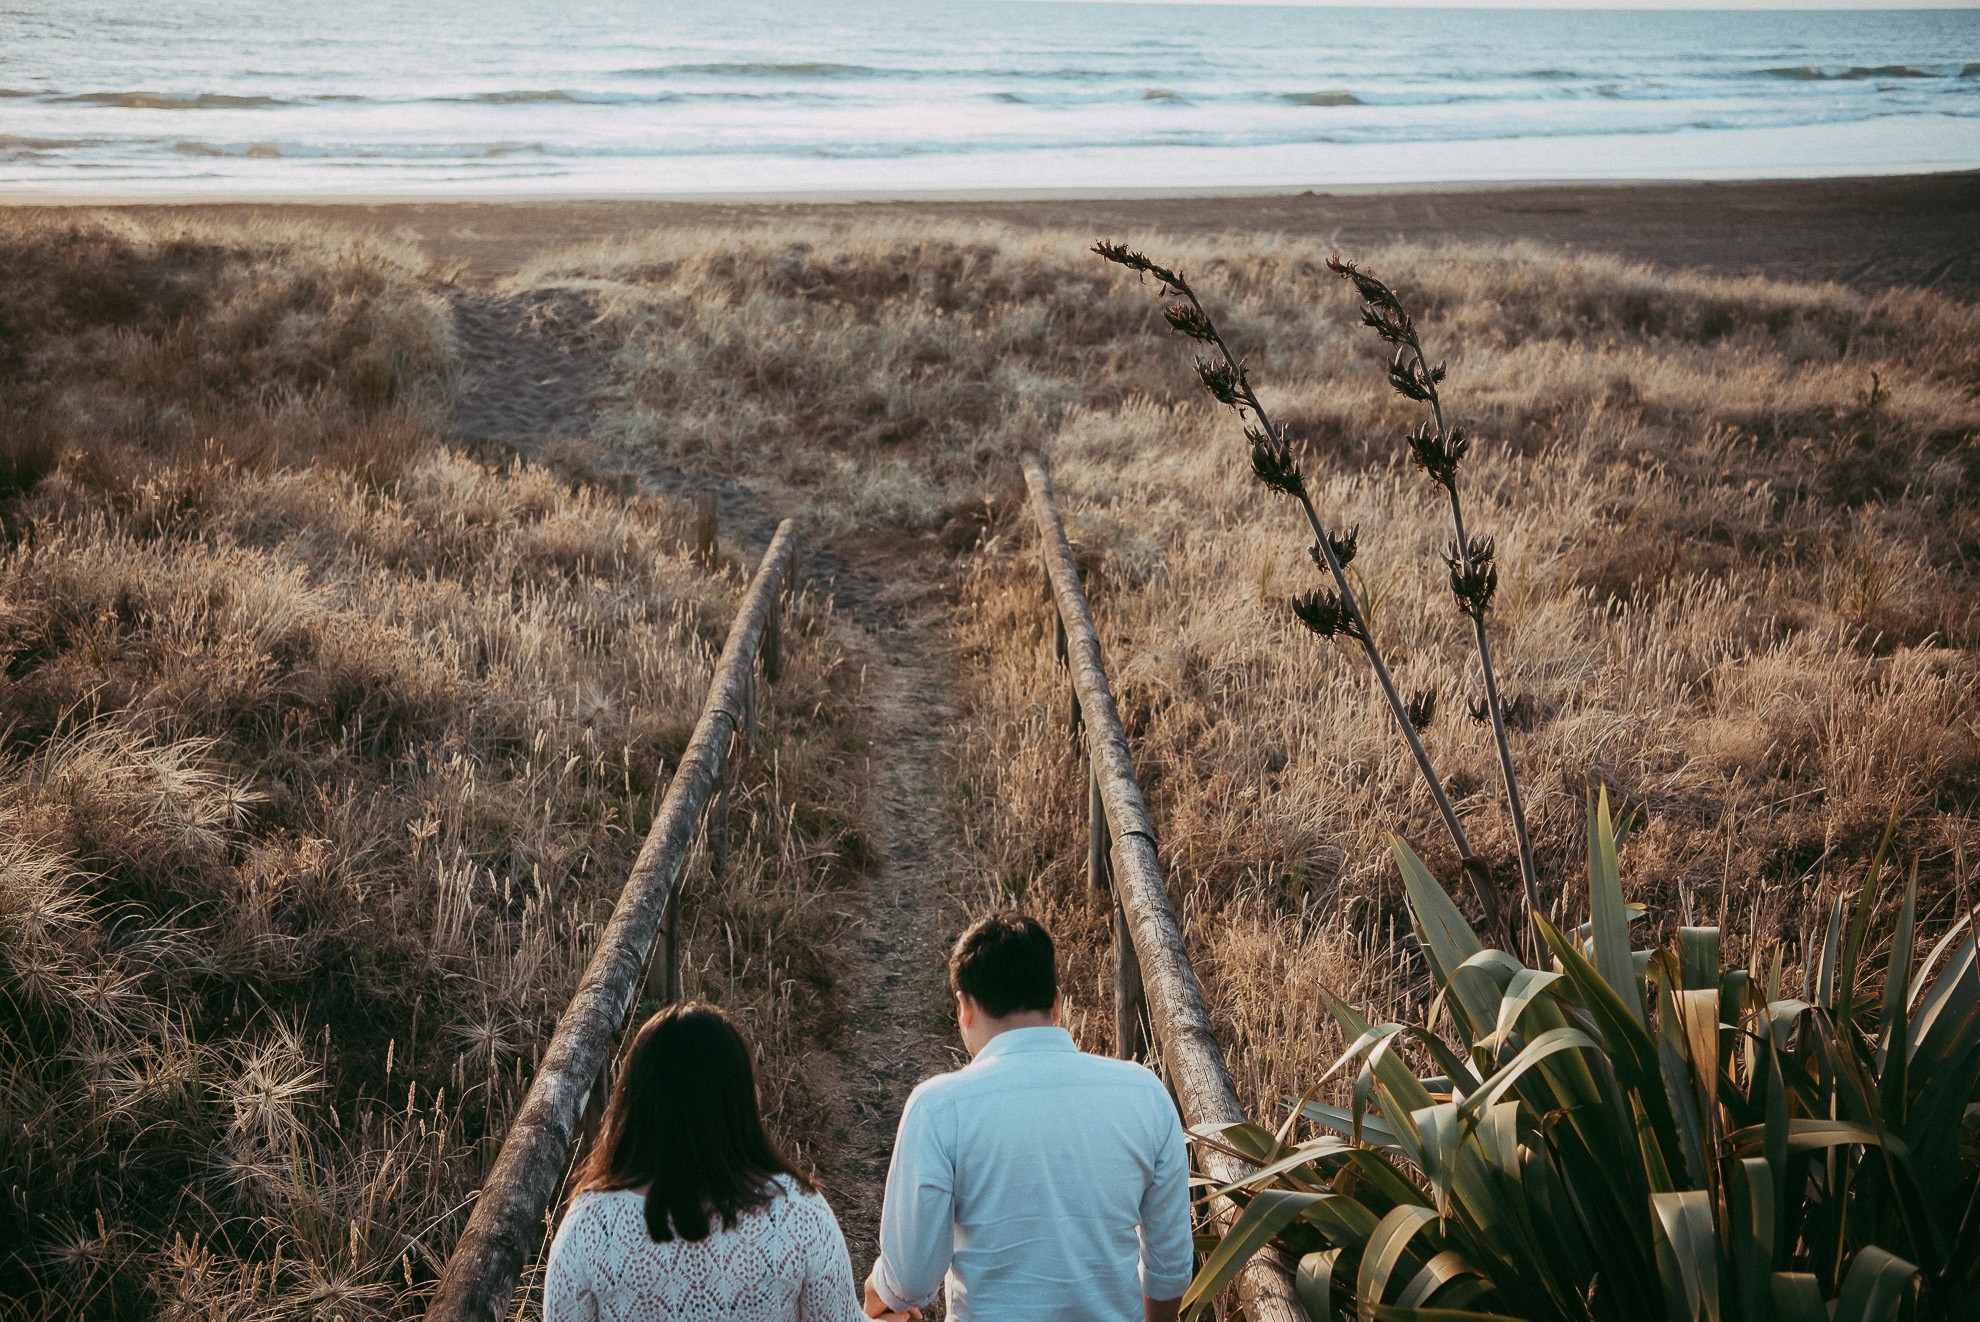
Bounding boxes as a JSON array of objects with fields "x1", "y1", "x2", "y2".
[{"x1": 1009, "y1": 0, "x2": 1977, "y2": 9}]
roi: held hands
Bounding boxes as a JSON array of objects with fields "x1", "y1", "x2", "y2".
[{"x1": 862, "y1": 1273, "x2": 922, "y2": 1321}]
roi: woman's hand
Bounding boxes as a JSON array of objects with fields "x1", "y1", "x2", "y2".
[{"x1": 862, "y1": 1274, "x2": 922, "y2": 1320}]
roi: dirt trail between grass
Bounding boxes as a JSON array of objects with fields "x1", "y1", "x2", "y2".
[
  {"x1": 816, "y1": 592, "x2": 967, "y2": 1282},
  {"x1": 446, "y1": 288, "x2": 966, "y2": 1296},
  {"x1": 448, "y1": 289, "x2": 611, "y2": 452}
]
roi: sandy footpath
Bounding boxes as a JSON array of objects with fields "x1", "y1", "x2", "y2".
[{"x1": 6, "y1": 172, "x2": 1977, "y2": 300}]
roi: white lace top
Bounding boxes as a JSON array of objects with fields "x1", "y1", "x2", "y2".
[{"x1": 544, "y1": 1176, "x2": 863, "y2": 1322}]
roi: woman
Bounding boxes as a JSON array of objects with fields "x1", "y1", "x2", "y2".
[{"x1": 545, "y1": 1002, "x2": 894, "y2": 1322}]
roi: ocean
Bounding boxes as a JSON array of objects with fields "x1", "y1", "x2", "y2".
[{"x1": 2, "y1": 0, "x2": 1977, "y2": 195}]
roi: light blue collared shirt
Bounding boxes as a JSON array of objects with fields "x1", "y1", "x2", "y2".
[{"x1": 871, "y1": 1026, "x2": 1194, "y2": 1321}]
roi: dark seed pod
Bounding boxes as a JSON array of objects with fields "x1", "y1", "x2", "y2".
[
  {"x1": 1326, "y1": 525, "x2": 1358, "y2": 568},
  {"x1": 1092, "y1": 240, "x2": 1189, "y2": 295},
  {"x1": 1292, "y1": 587, "x2": 1360, "y2": 640},
  {"x1": 1387, "y1": 358, "x2": 1432, "y2": 403},
  {"x1": 1162, "y1": 301, "x2": 1218, "y2": 343},
  {"x1": 1360, "y1": 305, "x2": 1411, "y2": 347},
  {"x1": 1467, "y1": 696, "x2": 1493, "y2": 725},
  {"x1": 1249, "y1": 432, "x2": 1305, "y2": 497},
  {"x1": 1407, "y1": 688, "x2": 1438, "y2": 731},
  {"x1": 1197, "y1": 357, "x2": 1244, "y2": 408},
  {"x1": 1407, "y1": 424, "x2": 1454, "y2": 487},
  {"x1": 1445, "y1": 554, "x2": 1498, "y2": 618},
  {"x1": 1326, "y1": 255, "x2": 1403, "y2": 315}
]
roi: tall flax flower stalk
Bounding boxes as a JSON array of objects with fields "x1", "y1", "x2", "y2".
[
  {"x1": 1326, "y1": 256, "x2": 1542, "y2": 945},
  {"x1": 1093, "y1": 240, "x2": 1510, "y2": 945}
]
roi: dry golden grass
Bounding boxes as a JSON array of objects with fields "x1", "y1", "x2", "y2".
[
  {"x1": 512, "y1": 222, "x2": 1173, "y2": 537},
  {"x1": 948, "y1": 233, "x2": 1980, "y2": 1112},
  {"x1": 0, "y1": 216, "x2": 873, "y2": 1319},
  {"x1": 12, "y1": 208, "x2": 1976, "y2": 1315},
  {"x1": 520, "y1": 218, "x2": 1979, "y2": 1116}
]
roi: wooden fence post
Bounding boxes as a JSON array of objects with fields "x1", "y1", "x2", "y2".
[
  {"x1": 694, "y1": 487, "x2": 718, "y2": 565},
  {"x1": 760, "y1": 599, "x2": 782, "y2": 684},
  {"x1": 707, "y1": 737, "x2": 735, "y2": 883},
  {"x1": 1087, "y1": 758, "x2": 1143, "y2": 1059},
  {"x1": 1054, "y1": 608, "x2": 1081, "y2": 741},
  {"x1": 643, "y1": 883, "x2": 681, "y2": 1007},
  {"x1": 1087, "y1": 764, "x2": 1109, "y2": 912},
  {"x1": 1114, "y1": 894, "x2": 1147, "y2": 1062}
]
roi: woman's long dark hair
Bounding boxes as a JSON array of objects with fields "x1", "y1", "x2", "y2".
[{"x1": 574, "y1": 1001, "x2": 813, "y2": 1243}]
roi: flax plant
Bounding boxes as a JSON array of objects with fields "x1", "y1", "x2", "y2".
[
  {"x1": 1180, "y1": 805, "x2": 1979, "y2": 1320},
  {"x1": 1093, "y1": 240, "x2": 1511, "y2": 944}
]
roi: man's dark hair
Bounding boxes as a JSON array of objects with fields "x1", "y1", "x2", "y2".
[{"x1": 950, "y1": 911, "x2": 1057, "y2": 1018}]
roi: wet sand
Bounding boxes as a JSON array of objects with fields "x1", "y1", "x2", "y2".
[{"x1": 7, "y1": 171, "x2": 1977, "y2": 299}]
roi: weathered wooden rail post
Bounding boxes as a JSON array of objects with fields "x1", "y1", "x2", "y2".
[
  {"x1": 427, "y1": 519, "x2": 800, "y2": 1322},
  {"x1": 1086, "y1": 767, "x2": 1109, "y2": 910},
  {"x1": 1020, "y1": 453, "x2": 1299, "y2": 1322},
  {"x1": 694, "y1": 486, "x2": 718, "y2": 565}
]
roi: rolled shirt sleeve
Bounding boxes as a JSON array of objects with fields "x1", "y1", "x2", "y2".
[
  {"x1": 1136, "y1": 1105, "x2": 1195, "y2": 1301},
  {"x1": 872, "y1": 1085, "x2": 956, "y2": 1311}
]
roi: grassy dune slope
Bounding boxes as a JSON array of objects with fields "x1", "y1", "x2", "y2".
[
  {"x1": 963, "y1": 237, "x2": 1980, "y2": 1107},
  {"x1": 533, "y1": 220, "x2": 1980, "y2": 1106},
  {"x1": 9, "y1": 210, "x2": 1975, "y2": 1317},
  {"x1": 0, "y1": 217, "x2": 871, "y2": 1320}
]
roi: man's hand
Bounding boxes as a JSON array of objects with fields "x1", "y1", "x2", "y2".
[
  {"x1": 863, "y1": 1273, "x2": 922, "y2": 1320},
  {"x1": 1145, "y1": 1295, "x2": 1182, "y2": 1322}
]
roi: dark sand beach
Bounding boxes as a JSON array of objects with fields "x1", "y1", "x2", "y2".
[{"x1": 10, "y1": 171, "x2": 1979, "y2": 298}]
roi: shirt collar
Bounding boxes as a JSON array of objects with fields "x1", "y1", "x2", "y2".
[{"x1": 972, "y1": 1025, "x2": 1077, "y2": 1062}]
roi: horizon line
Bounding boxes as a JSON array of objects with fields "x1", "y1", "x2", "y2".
[{"x1": 992, "y1": 0, "x2": 1979, "y2": 9}]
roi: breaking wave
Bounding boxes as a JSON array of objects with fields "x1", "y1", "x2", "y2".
[
  {"x1": 1762, "y1": 64, "x2": 1964, "y2": 81},
  {"x1": 57, "y1": 91, "x2": 291, "y2": 109}
]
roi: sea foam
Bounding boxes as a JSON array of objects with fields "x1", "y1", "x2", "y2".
[{"x1": 1, "y1": 0, "x2": 1974, "y2": 193}]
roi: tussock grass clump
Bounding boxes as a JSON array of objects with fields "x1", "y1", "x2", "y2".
[
  {"x1": 0, "y1": 213, "x2": 450, "y2": 414},
  {"x1": 0, "y1": 217, "x2": 873, "y2": 1320},
  {"x1": 515, "y1": 222, "x2": 1183, "y2": 534}
]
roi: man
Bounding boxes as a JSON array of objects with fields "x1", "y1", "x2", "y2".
[{"x1": 863, "y1": 912, "x2": 1192, "y2": 1322}]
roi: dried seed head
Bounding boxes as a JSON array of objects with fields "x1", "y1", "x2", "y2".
[
  {"x1": 1197, "y1": 357, "x2": 1245, "y2": 409},
  {"x1": 1467, "y1": 696, "x2": 1493, "y2": 725},
  {"x1": 1247, "y1": 427, "x2": 1305, "y2": 497},
  {"x1": 1162, "y1": 301, "x2": 1218, "y2": 343},
  {"x1": 1407, "y1": 423, "x2": 1470, "y2": 488},
  {"x1": 1407, "y1": 688, "x2": 1438, "y2": 731},
  {"x1": 1387, "y1": 349, "x2": 1435, "y2": 403},
  {"x1": 1359, "y1": 304, "x2": 1412, "y2": 346},
  {"x1": 1444, "y1": 537, "x2": 1499, "y2": 617},
  {"x1": 1310, "y1": 524, "x2": 1357, "y2": 569},
  {"x1": 1326, "y1": 255, "x2": 1406, "y2": 317},
  {"x1": 1292, "y1": 587, "x2": 1361, "y2": 641},
  {"x1": 1092, "y1": 240, "x2": 1189, "y2": 295}
]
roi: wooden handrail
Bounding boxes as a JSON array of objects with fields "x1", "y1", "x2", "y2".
[
  {"x1": 1019, "y1": 454, "x2": 1301, "y2": 1322},
  {"x1": 426, "y1": 518, "x2": 801, "y2": 1322}
]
